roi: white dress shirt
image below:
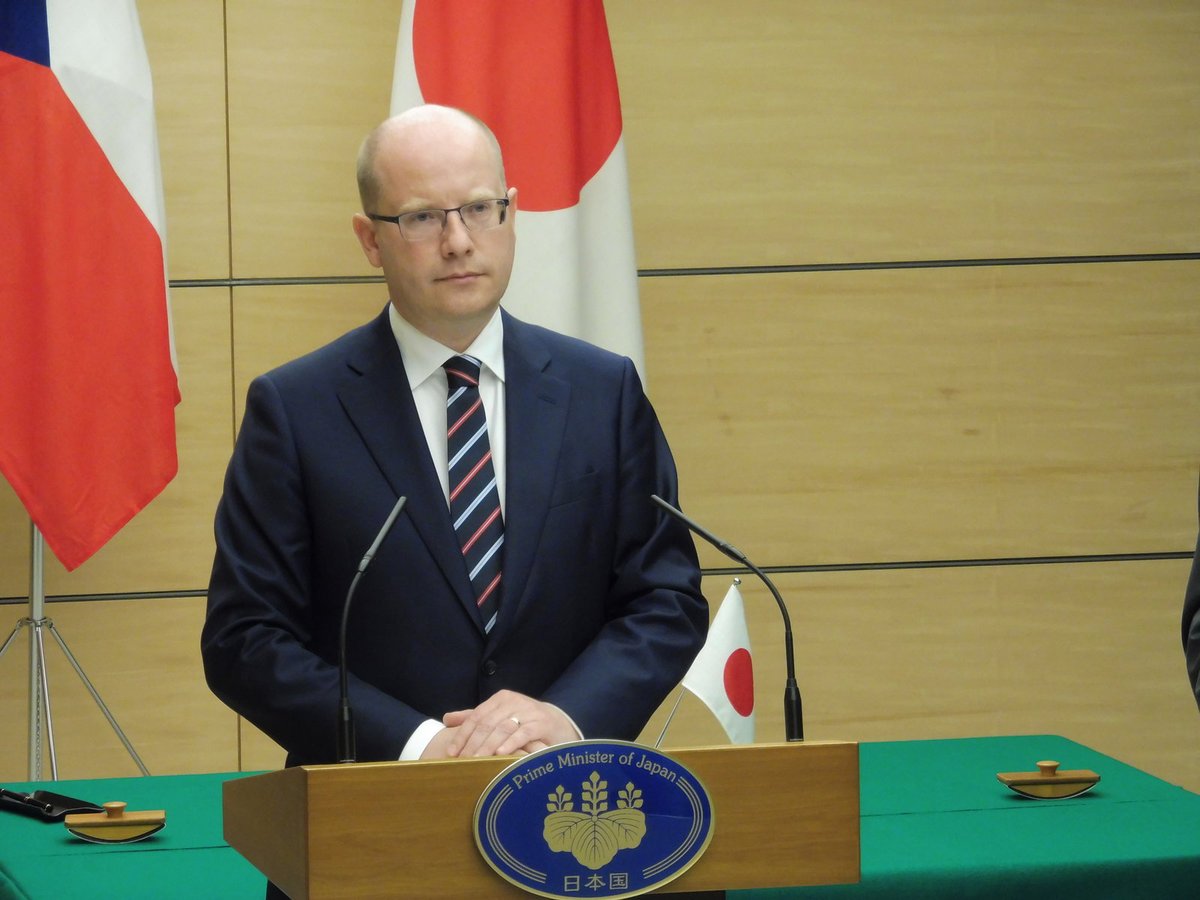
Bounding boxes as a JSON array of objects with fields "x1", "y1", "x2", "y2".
[
  {"x1": 387, "y1": 305, "x2": 506, "y2": 759},
  {"x1": 386, "y1": 305, "x2": 579, "y2": 758},
  {"x1": 388, "y1": 303, "x2": 506, "y2": 513}
]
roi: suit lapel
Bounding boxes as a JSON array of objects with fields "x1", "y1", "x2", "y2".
[
  {"x1": 494, "y1": 314, "x2": 570, "y2": 642},
  {"x1": 335, "y1": 310, "x2": 481, "y2": 630}
]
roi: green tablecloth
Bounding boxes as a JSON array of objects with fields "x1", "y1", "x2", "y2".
[
  {"x1": 2, "y1": 735, "x2": 1198, "y2": 899},
  {"x1": 0, "y1": 770, "x2": 263, "y2": 899},
  {"x1": 746, "y1": 734, "x2": 1200, "y2": 899}
]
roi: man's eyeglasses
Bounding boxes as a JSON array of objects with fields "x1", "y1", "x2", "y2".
[{"x1": 367, "y1": 198, "x2": 510, "y2": 242}]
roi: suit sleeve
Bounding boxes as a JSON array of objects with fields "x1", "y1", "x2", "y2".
[
  {"x1": 1184, "y1": 477, "x2": 1200, "y2": 712},
  {"x1": 200, "y1": 374, "x2": 427, "y2": 763},
  {"x1": 537, "y1": 358, "x2": 708, "y2": 739}
]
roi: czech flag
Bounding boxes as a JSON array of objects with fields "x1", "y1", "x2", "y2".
[
  {"x1": 390, "y1": 0, "x2": 644, "y2": 372},
  {"x1": 682, "y1": 581, "x2": 756, "y2": 744},
  {"x1": 0, "y1": 0, "x2": 179, "y2": 571}
]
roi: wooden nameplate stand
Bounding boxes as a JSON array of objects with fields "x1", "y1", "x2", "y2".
[
  {"x1": 64, "y1": 801, "x2": 166, "y2": 843},
  {"x1": 223, "y1": 741, "x2": 860, "y2": 900},
  {"x1": 997, "y1": 759, "x2": 1101, "y2": 800}
]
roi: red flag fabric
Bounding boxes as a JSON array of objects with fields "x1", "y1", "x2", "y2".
[
  {"x1": 682, "y1": 582, "x2": 756, "y2": 744},
  {"x1": 390, "y1": 0, "x2": 645, "y2": 371},
  {"x1": 0, "y1": 0, "x2": 179, "y2": 571}
]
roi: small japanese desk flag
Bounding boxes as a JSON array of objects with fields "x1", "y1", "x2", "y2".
[{"x1": 682, "y1": 581, "x2": 755, "y2": 744}]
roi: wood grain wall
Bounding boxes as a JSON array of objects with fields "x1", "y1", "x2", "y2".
[{"x1": 2, "y1": 0, "x2": 1198, "y2": 791}]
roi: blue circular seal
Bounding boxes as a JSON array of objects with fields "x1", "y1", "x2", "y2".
[{"x1": 474, "y1": 740, "x2": 714, "y2": 898}]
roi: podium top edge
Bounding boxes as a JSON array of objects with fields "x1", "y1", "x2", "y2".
[{"x1": 284, "y1": 740, "x2": 859, "y2": 773}]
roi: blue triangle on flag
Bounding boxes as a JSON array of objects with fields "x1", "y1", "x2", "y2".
[{"x1": 0, "y1": 1, "x2": 50, "y2": 67}]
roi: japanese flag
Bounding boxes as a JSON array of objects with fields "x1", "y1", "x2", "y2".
[
  {"x1": 682, "y1": 582, "x2": 755, "y2": 744},
  {"x1": 389, "y1": 0, "x2": 644, "y2": 373}
]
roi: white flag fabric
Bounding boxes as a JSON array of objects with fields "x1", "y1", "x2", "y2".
[
  {"x1": 682, "y1": 582, "x2": 755, "y2": 744},
  {"x1": 389, "y1": 0, "x2": 645, "y2": 373}
]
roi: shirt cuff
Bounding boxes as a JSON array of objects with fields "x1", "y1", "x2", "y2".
[
  {"x1": 400, "y1": 719, "x2": 445, "y2": 760},
  {"x1": 546, "y1": 703, "x2": 584, "y2": 741}
]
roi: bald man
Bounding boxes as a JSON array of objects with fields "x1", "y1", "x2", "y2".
[{"x1": 201, "y1": 106, "x2": 706, "y2": 764}]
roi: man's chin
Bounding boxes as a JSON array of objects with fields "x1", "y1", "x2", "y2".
[{"x1": 440, "y1": 295, "x2": 503, "y2": 329}]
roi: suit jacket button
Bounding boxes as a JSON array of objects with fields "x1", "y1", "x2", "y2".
[{"x1": 483, "y1": 660, "x2": 498, "y2": 676}]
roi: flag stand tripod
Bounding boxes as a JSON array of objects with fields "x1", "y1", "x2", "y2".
[{"x1": 0, "y1": 522, "x2": 149, "y2": 780}]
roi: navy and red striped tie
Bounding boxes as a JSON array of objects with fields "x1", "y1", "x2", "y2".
[{"x1": 443, "y1": 355, "x2": 503, "y2": 632}]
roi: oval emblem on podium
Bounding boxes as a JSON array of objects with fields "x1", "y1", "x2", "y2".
[{"x1": 474, "y1": 740, "x2": 714, "y2": 898}]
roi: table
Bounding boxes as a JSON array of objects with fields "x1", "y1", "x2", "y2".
[
  {"x1": 0, "y1": 770, "x2": 262, "y2": 899},
  {"x1": 2, "y1": 735, "x2": 1198, "y2": 899},
  {"x1": 744, "y1": 734, "x2": 1200, "y2": 899}
]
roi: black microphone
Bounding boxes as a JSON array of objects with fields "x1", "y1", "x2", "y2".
[
  {"x1": 651, "y1": 494, "x2": 803, "y2": 741},
  {"x1": 338, "y1": 495, "x2": 408, "y2": 763}
]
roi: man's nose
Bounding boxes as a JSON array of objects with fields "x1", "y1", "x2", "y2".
[{"x1": 441, "y1": 210, "x2": 474, "y2": 253}]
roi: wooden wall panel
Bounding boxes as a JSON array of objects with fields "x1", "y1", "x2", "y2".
[
  {"x1": 645, "y1": 562, "x2": 1200, "y2": 791},
  {"x1": 231, "y1": 284, "x2": 391, "y2": 423},
  {"x1": 0, "y1": 491, "x2": 31, "y2": 600},
  {"x1": 240, "y1": 716, "x2": 288, "y2": 774},
  {"x1": 641, "y1": 262, "x2": 1200, "y2": 567},
  {"x1": 609, "y1": 0, "x2": 1200, "y2": 269},
  {"x1": 226, "y1": 0, "x2": 404, "y2": 278},
  {"x1": 141, "y1": 0, "x2": 230, "y2": 279},
  {"x1": 0, "y1": 598, "x2": 237, "y2": 781}
]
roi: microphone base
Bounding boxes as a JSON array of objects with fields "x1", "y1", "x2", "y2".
[
  {"x1": 337, "y1": 705, "x2": 357, "y2": 764},
  {"x1": 784, "y1": 679, "x2": 804, "y2": 742}
]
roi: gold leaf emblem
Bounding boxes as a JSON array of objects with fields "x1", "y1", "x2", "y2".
[{"x1": 542, "y1": 772, "x2": 646, "y2": 869}]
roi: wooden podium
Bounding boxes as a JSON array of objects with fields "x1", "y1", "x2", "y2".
[{"x1": 223, "y1": 741, "x2": 860, "y2": 899}]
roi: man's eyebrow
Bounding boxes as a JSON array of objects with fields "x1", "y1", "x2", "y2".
[{"x1": 396, "y1": 190, "x2": 501, "y2": 212}]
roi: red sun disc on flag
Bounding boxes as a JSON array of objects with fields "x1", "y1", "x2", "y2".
[
  {"x1": 411, "y1": 0, "x2": 623, "y2": 211},
  {"x1": 723, "y1": 648, "x2": 754, "y2": 717}
]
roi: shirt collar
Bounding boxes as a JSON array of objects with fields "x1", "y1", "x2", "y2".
[{"x1": 388, "y1": 305, "x2": 506, "y2": 388}]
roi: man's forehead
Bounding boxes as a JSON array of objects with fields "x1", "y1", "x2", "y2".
[
  {"x1": 377, "y1": 154, "x2": 503, "y2": 207},
  {"x1": 393, "y1": 188, "x2": 502, "y2": 213}
]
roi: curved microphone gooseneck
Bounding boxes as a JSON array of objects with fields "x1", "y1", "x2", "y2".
[
  {"x1": 338, "y1": 495, "x2": 408, "y2": 763},
  {"x1": 650, "y1": 494, "x2": 803, "y2": 741}
]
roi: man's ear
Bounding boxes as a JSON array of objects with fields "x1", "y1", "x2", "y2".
[{"x1": 352, "y1": 213, "x2": 383, "y2": 268}]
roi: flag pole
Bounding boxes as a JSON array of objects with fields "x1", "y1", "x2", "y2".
[
  {"x1": 0, "y1": 522, "x2": 151, "y2": 779},
  {"x1": 29, "y1": 522, "x2": 48, "y2": 779},
  {"x1": 653, "y1": 688, "x2": 687, "y2": 749}
]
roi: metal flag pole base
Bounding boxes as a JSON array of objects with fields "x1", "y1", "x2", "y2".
[{"x1": 0, "y1": 522, "x2": 150, "y2": 780}]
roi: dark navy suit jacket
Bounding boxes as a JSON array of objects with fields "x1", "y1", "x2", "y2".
[
  {"x1": 1184, "y1": 478, "x2": 1200, "y2": 710},
  {"x1": 201, "y1": 307, "x2": 707, "y2": 765}
]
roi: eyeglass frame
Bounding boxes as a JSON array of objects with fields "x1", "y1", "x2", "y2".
[{"x1": 366, "y1": 198, "x2": 511, "y2": 242}]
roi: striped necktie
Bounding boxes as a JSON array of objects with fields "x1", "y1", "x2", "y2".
[{"x1": 443, "y1": 355, "x2": 503, "y2": 632}]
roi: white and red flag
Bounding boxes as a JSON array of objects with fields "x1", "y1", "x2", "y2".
[
  {"x1": 390, "y1": 0, "x2": 644, "y2": 371},
  {"x1": 0, "y1": 0, "x2": 179, "y2": 571},
  {"x1": 682, "y1": 581, "x2": 756, "y2": 744}
]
